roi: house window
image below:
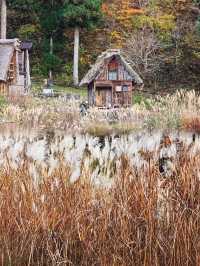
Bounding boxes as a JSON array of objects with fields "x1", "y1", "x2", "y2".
[
  {"x1": 115, "y1": 85, "x2": 122, "y2": 92},
  {"x1": 122, "y1": 85, "x2": 129, "y2": 92},
  {"x1": 108, "y1": 70, "x2": 118, "y2": 80}
]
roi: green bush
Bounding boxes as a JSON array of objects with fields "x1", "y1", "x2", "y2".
[
  {"x1": 56, "y1": 64, "x2": 73, "y2": 86},
  {"x1": 0, "y1": 96, "x2": 8, "y2": 108},
  {"x1": 40, "y1": 53, "x2": 62, "y2": 76},
  {"x1": 133, "y1": 94, "x2": 152, "y2": 109}
]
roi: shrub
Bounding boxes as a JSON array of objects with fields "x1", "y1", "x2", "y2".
[{"x1": 0, "y1": 95, "x2": 7, "y2": 108}]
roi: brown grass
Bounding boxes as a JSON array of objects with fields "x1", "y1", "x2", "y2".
[
  {"x1": 181, "y1": 114, "x2": 200, "y2": 133},
  {"x1": 0, "y1": 152, "x2": 200, "y2": 266}
]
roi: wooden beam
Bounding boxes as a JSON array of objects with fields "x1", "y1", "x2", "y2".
[{"x1": 93, "y1": 81, "x2": 96, "y2": 107}]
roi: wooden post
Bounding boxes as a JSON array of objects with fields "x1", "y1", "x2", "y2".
[
  {"x1": 49, "y1": 36, "x2": 53, "y2": 80},
  {"x1": 1, "y1": 0, "x2": 7, "y2": 39},
  {"x1": 93, "y1": 81, "x2": 96, "y2": 107},
  {"x1": 25, "y1": 49, "x2": 31, "y2": 92},
  {"x1": 73, "y1": 26, "x2": 79, "y2": 86},
  {"x1": 16, "y1": 50, "x2": 19, "y2": 84},
  {"x1": 111, "y1": 83, "x2": 114, "y2": 107}
]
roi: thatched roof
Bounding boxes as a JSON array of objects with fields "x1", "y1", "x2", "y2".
[
  {"x1": 80, "y1": 49, "x2": 143, "y2": 86},
  {"x1": 0, "y1": 39, "x2": 20, "y2": 81}
]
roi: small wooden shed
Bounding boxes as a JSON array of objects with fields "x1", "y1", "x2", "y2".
[
  {"x1": 0, "y1": 39, "x2": 32, "y2": 95},
  {"x1": 80, "y1": 49, "x2": 143, "y2": 108}
]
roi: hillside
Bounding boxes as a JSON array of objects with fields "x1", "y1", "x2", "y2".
[{"x1": 6, "y1": 0, "x2": 200, "y2": 92}]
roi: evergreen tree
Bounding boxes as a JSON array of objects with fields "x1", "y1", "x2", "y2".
[
  {"x1": 38, "y1": 0, "x2": 63, "y2": 79},
  {"x1": 9, "y1": 0, "x2": 64, "y2": 77},
  {"x1": 63, "y1": 0, "x2": 102, "y2": 86}
]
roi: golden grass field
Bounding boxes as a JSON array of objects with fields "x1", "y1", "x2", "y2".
[
  {"x1": 0, "y1": 148, "x2": 200, "y2": 265},
  {"x1": 0, "y1": 90, "x2": 200, "y2": 265}
]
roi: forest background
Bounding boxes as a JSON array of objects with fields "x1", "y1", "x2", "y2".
[{"x1": 7, "y1": 0, "x2": 200, "y2": 92}]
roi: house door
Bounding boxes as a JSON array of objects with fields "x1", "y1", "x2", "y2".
[{"x1": 96, "y1": 87, "x2": 112, "y2": 107}]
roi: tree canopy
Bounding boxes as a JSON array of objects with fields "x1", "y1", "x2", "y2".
[
  {"x1": 5, "y1": 0, "x2": 200, "y2": 89},
  {"x1": 63, "y1": 0, "x2": 103, "y2": 29}
]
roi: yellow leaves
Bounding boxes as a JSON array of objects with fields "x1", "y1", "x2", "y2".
[
  {"x1": 132, "y1": 13, "x2": 175, "y2": 31},
  {"x1": 132, "y1": 15, "x2": 154, "y2": 28},
  {"x1": 156, "y1": 15, "x2": 175, "y2": 31},
  {"x1": 110, "y1": 31, "x2": 121, "y2": 39},
  {"x1": 193, "y1": 52, "x2": 200, "y2": 59},
  {"x1": 110, "y1": 31, "x2": 123, "y2": 48},
  {"x1": 80, "y1": 54, "x2": 92, "y2": 65}
]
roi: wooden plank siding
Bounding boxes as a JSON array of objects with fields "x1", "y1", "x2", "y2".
[
  {"x1": 93, "y1": 56, "x2": 134, "y2": 107},
  {"x1": 0, "y1": 82, "x2": 9, "y2": 95},
  {"x1": 0, "y1": 51, "x2": 18, "y2": 96},
  {"x1": 94, "y1": 80, "x2": 133, "y2": 108},
  {"x1": 7, "y1": 51, "x2": 17, "y2": 85},
  {"x1": 82, "y1": 52, "x2": 143, "y2": 108}
]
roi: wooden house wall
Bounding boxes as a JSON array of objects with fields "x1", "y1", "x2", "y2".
[
  {"x1": 88, "y1": 82, "x2": 95, "y2": 106},
  {"x1": 91, "y1": 57, "x2": 133, "y2": 107},
  {"x1": 112, "y1": 81, "x2": 132, "y2": 106},
  {"x1": 0, "y1": 81, "x2": 9, "y2": 95},
  {"x1": 96, "y1": 57, "x2": 132, "y2": 82},
  {"x1": 8, "y1": 51, "x2": 17, "y2": 85},
  {"x1": 0, "y1": 51, "x2": 18, "y2": 96},
  {"x1": 93, "y1": 80, "x2": 133, "y2": 107}
]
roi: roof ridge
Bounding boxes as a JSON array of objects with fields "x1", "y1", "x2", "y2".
[{"x1": 80, "y1": 49, "x2": 143, "y2": 86}]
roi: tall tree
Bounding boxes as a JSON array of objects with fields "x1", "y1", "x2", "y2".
[
  {"x1": 9, "y1": 0, "x2": 64, "y2": 78},
  {"x1": 1, "y1": 0, "x2": 7, "y2": 39},
  {"x1": 63, "y1": 0, "x2": 102, "y2": 86},
  {"x1": 38, "y1": 0, "x2": 63, "y2": 80}
]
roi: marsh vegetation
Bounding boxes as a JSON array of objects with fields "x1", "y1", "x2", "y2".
[
  {"x1": 0, "y1": 127, "x2": 200, "y2": 265},
  {"x1": 0, "y1": 90, "x2": 200, "y2": 265}
]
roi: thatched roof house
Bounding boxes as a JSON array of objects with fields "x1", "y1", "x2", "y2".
[
  {"x1": 80, "y1": 49, "x2": 143, "y2": 108},
  {"x1": 0, "y1": 39, "x2": 32, "y2": 95}
]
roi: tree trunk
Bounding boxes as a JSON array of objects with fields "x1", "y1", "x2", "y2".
[
  {"x1": 25, "y1": 49, "x2": 31, "y2": 93},
  {"x1": 49, "y1": 35, "x2": 53, "y2": 80},
  {"x1": 1, "y1": 0, "x2": 7, "y2": 39},
  {"x1": 73, "y1": 26, "x2": 79, "y2": 86}
]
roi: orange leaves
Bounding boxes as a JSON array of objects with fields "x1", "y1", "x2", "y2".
[
  {"x1": 102, "y1": 0, "x2": 144, "y2": 27},
  {"x1": 119, "y1": 0, "x2": 144, "y2": 22},
  {"x1": 101, "y1": 0, "x2": 145, "y2": 47},
  {"x1": 126, "y1": 8, "x2": 144, "y2": 15},
  {"x1": 101, "y1": 3, "x2": 113, "y2": 16}
]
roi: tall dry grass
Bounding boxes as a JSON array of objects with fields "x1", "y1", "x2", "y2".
[
  {"x1": 0, "y1": 151, "x2": 200, "y2": 265},
  {"x1": 1, "y1": 90, "x2": 200, "y2": 133}
]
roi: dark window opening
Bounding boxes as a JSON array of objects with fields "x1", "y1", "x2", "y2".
[{"x1": 122, "y1": 85, "x2": 129, "y2": 92}]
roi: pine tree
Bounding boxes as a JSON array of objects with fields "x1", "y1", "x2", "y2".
[
  {"x1": 38, "y1": 0, "x2": 63, "y2": 79},
  {"x1": 63, "y1": 0, "x2": 102, "y2": 86},
  {"x1": 9, "y1": 0, "x2": 64, "y2": 78}
]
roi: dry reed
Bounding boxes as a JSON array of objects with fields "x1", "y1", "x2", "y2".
[{"x1": 0, "y1": 151, "x2": 199, "y2": 265}]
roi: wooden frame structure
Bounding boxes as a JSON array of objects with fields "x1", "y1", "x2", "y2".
[
  {"x1": 0, "y1": 39, "x2": 32, "y2": 96},
  {"x1": 80, "y1": 49, "x2": 143, "y2": 108}
]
